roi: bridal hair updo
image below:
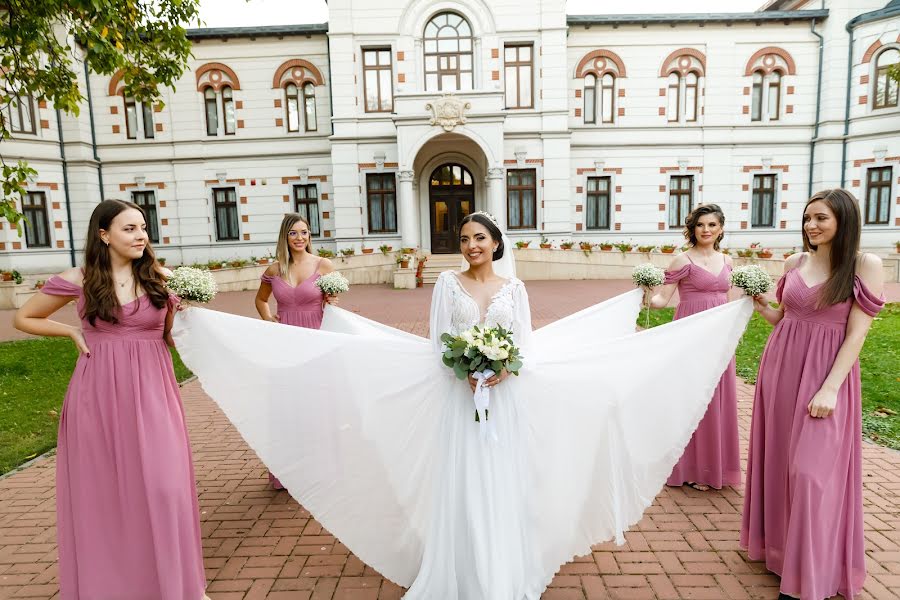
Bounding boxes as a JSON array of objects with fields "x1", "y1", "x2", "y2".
[
  {"x1": 459, "y1": 212, "x2": 505, "y2": 260},
  {"x1": 683, "y1": 204, "x2": 726, "y2": 251}
]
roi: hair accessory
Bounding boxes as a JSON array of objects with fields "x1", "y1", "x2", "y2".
[{"x1": 470, "y1": 210, "x2": 499, "y2": 227}]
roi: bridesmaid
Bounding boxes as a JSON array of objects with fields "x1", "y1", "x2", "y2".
[
  {"x1": 255, "y1": 213, "x2": 335, "y2": 489},
  {"x1": 647, "y1": 204, "x2": 741, "y2": 491},
  {"x1": 14, "y1": 199, "x2": 207, "y2": 599},
  {"x1": 741, "y1": 189, "x2": 884, "y2": 600}
]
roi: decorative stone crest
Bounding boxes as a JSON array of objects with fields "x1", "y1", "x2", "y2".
[{"x1": 426, "y1": 94, "x2": 471, "y2": 132}]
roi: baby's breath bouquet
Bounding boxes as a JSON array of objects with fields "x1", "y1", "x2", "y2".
[
  {"x1": 730, "y1": 265, "x2": 773, "y2": 297},
  {"x1": 441, "y1": 325, "x2": 523, "y2": 425},
  {"x1": 167, "y1": 266, "x2": 218, "y2": 303},
  {"x1": 315, "y1": 271, "x2": 350, "y2": 296},
  {"x1": 632, "y1": 263, "x2": 666, "y2": 328}
]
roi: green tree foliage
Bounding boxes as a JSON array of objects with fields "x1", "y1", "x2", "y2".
[{"x1": 0, "y1": 1, "x2": 201, "y2": 230}]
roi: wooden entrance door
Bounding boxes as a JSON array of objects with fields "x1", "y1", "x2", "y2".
[{"x1": 429, "y1": 164, "x2": 474, "y2": 254}]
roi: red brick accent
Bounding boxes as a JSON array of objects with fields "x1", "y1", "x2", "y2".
[
  {"x1": 52, "y1": 202, "x2": 61, "y2": 209},
  {"x1": 195, "y1": 62, "x2": 242, "y2": 91},
  {"x1": 161, "y1": 218, "x2": 168, "y2": 226},
  {"x1": 861, "y1": 39, "x2": 883, "y2": 64},
  {"x1": 397, "y1": 51, "x2": 404, "y2": 61},
  {"x1": 787, "y1": 85, "x2": 795, "y2": 95},
  {"x1": 54, "y1": 221, "x2": 62, "y2": 229},
  {"x1": 658, "y1": 107, "x2": 666, "y2": 115},
  {"x1": 658, "y1": 222, "x2": 665, "y2": 230},
  {"x1": 235, "y1": 100, "x2": 243, "y2": 110},
  {"x1": 852, "y1": 179, "x2": 860, "y2": 187},
  {"x1": 781, "y1": 201, "x2": 788, "y2": 209},
  {"x1": 743, "y1": 47, "x2": 798, "y2": 76},
  {"x1": 742, "y1": 183, "x2": 749, "y2": 191},
  {"x1": 36, "y1": 182, "x2": 59, "y2": 190},
  {"x1": 159, "y1": 200, "x2": 167, "y2": 208},
  {"x1": 615, "y1": 204, "x2": 622, "y2": 212},
  {"x1": 743, "y1": 87, "x2": 750, "y2": 95},
  {"x1": 324, "y1": 230, "x2": 332, "y2": 238},
  {"x1": 575, "y1": 50, "x2": 628, "y2": 78},
  {"x1": 659, "y1": 186, "x2": 666, "y2": 193},
  {"x1": 780, "y1": 220, "x2": 787, "y2": 229},
  {"x1": 321, "y1": 193, "x2": 329, "y2": 200},
  {"x1": 615, "y1": 185, "x2": 622, "y2": 193},
  {"x1": 57, "y1": 240, "x2": 65, "y2": 248},
  {"x1": 658, "y1": 203, "x2": 666, "y2": 211},
  {"x1": 322, "y1": 211, "x2": 330, "y2": 219},
  {"x1": 575, "y1": 108, "x2": 582, "y2": 117},
  {"x1": 575, "y1": 223, "x2": 583, "y2": 231},
  {"x1": 742, "y1": 105, "x2": 749, "y2": 114},
  {"x1": 491, "y1": 71, "x2": 500, "y2": 81},
  {"x1": 615, "y1": 223, "x2": 622, "y2": 231},
  {"x1": 741, "y1": 202, "x2": 749, "y2": 210},
  {"x1": 782, "y1": 183, "x2": 788, "y2": 191},
  {"x1": 491, "y1": 48, "x2": 499, "y2": 59},
  {"x1": 576, "y1": 168, "x2": 596, "y2": 175},
  {"x1": 154, "y1": 104, "x2": 163, "y2": 113},
  {"x1": 786, "y1": 105, "x2": 794, "y2": 113},
  {"x1": 38, "y1": 99, "x2": 47, "y2": 109},
  {"x1": 741, "y1": 221, "x2": 748, "y2": 229},
  {"x1": 0, "y1": 243, "x2": 4, "y2": 250},
  {"x1": 108, "y1": 69, "x2": 127, "y2": 95},
  {"x1": 241, "y1": 215, "x2": 249, "y2": 223},
  {"x1": 575, "y1": 89, "x2": 582, "y2": 98},
  {"x1": 237, "y1": 120, "x2": 245, "y2": 128},
  {"x1": 155, "y1": 123, "x2": 163, "y2": 132},
  {"x1": 12, "y1": 242, "x2": 22, "y2": 249},
  {"x1": 576, "y1": 186, "x2": 583, "y2": 193},
  {"x1": 618, "y1": 88, "x2": 625, "y2": 97},
  {"x1": 40, "y1": 119, "x2": 49, "y2": 129},
  {"x1": 896, "y1": 217, "x2": 900, "y2": 226},
  {"x1": 240, "y1": 196, "x2": 248, "y2": 204},
  {"x1": 853, "y1": 158, "x2": 875, "y2": 167},
  {"x1": 274, "y1": 98, "x2": 282, "y2": 108},
  {"x1": 276, "y1": 118, "x2": 284, "y2": 127},
  {"x1": 243, "y1": 233, "x2": 250, "y2": 241},
  {"x1": 110, "y1": 105, "x2": 119, "y2": 114},
  {"x1": 659, "y1": 48, "x2": 707, "y2": 77},
  {"x1": 618, "y1": 107, "x2": 625, "y2": 117},
  {"x1": 112, "y1": 125, "x2": 120, "y2": 134},
  {"x1": 575, "y1": 204, "x2": 583, "y2": 212},
  {"x1": 283, "y1": 195, "x2": 290, "y2": 203},
  {"x1": 604, "y1": 167, "x2": 621, "y2": 174},
  {"x1": 659, "y1": 88, "x2": 666, "y2": 96},
  {"x1": 163, "y1": 236, "x2": 170, "y2": 244},
  {"x1": 859, "y1": 96, "x2": 868, "y2": 105},
  {"x1": 398, "y1": 73, "x2": 406, "y2": 83},
  {"x1": 860, "y1": 75, "x2": 869, "y2": 85}
]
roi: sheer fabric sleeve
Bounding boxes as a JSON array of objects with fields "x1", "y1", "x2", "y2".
[
  {"x1": 775, "y1": 273, "x2": 788, "y2": 304},
  {"x1": 40, "y1": 276, "x2": 82, "y2": 298},
  {"x1": 853, "y1": 277, "x2": 885, "y2": 317},
  {"x1": 511, "y1": 279, "x2": 533, "y2": 356},
  {"x1": 664, "y1": 265, "x2": 691, "y2": 285},
  {"x1": 428, "y1": 271, "x2": 454, "y2": 354}
]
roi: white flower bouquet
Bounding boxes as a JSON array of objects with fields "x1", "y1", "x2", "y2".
[
  {"x1": 315, "y1": 271, "x2": 350, "y2": 296},
  {"x1": 631, "y1": 263, "x2": 666, "y2": 288},
  {"x1": 730, "y1": 265, "x2": 773, "y2": 297},
  {"x1": 167, "y1": 266, "x2": 218, "y2": 303},
  {"x1": 441, "y1": 325, "x2": 523, "y2": 424}
]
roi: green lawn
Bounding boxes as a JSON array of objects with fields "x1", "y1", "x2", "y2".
[
  {"x1": 0, "y1": 337, "x2": 193, "y2": 475},
  {"x1": 640, "y1": 304, "x2": 900, "y2": 450}
]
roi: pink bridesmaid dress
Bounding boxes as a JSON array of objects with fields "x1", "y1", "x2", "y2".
[
  {"x1": 261, "y1": 260, "x2": 325, "y2": 488},
  {"x1": 41, "y1": 276, "x2": 205, "y2": 600},
  {"x1": 741, "y1": 255, "x2": 885, "y2": 600},
  {"x1": 664, "y1": 257, "x2": 741, "y2": 489}
]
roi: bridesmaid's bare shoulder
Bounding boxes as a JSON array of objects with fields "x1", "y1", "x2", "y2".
[
  {"x1": 667, "y1": 252, "x2": 690, "y2": 271},
  {"x1": 57, "y1": 267, "x2": 84, "y2": 287},
  {"x1": 783, "y1": 252, "x2": 805, "y2": 272},
  {"x1": 856, "y1": 253, "x2": 884, "y2": 291},
  {"x1": 318, "y1": 257, "x2": 335, "y2": 274},
  {"x1": 722, "y1": 253, "x2": 734, "y2": 267},
  {"x1": 264, "y1": 263, "x2": 282, "y2": 278}
]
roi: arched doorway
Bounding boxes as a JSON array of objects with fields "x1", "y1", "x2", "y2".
[{"x1": 429, "y1": 163, "x2": 474, "y2": 253}]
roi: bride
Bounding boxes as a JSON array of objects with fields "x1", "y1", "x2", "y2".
[{"x1": 173, "y1": 211, "x2": 752, "y2": 598}]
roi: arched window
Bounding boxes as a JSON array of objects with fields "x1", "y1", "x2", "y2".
[
  {"x1": 767, "y1": 71, "x2": 781, "y2": 120},
  {"x1": 746, "y1": 50, "x2": 792, "y2": 122},
  {"x1": 661, "y1": 51, "x2": 705, "y2": 124},
  {"x1": 423, "y1": 12, "x2": 473, "y2": 92},
  {"x1": 584, "y1": 74, "x2": 596, "y2": 124},
  {"x1": 303, "y1": 83, "x2": 317, "y2": 131},
  {"x1": 5, "y1": 94, "x2": 36, "y2": 134},
  {"x1": 204, "y1": 88, "x2": 218, "y2": 135},
  {"x1": 222, "y1": 86, "x2": 235, "y2": 135},
  {"x1": 122, "y1": 94, "x2": 155, "y2": 139},
  {"x1": 874, "y1": 48, "x2": 899, "y2": 109},
  {"x1": 285, "y1": 83, "x2": 300, "y2": 132},
  {"x1": 577, "y1": 52, "x2": 623, "y2": 124}
]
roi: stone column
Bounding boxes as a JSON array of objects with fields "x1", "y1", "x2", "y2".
[
  {"x1": 486, "y1": 167, "x2": 506, "y2": 231},
  {"x1": 398, "y1": 169, "x2": 419, "y2": 248}
]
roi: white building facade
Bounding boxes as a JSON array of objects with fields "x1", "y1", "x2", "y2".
[{"x1": 1, "y1": 0, "x2": 899, "y2": 272}]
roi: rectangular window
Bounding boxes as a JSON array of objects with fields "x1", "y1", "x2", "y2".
[
  {"x1": 363, "y1": 48, "x2": 393, "y2": 112},
  {"x1": 131, "y1": 190, "x2": 160, "y2": 243},
  {"x1": 504, "y1": 44, "x2": 533, "y2": 109},
  {"x1": 507, "y1": 169, "x2": 537, "y2": 230},
  {"x1": 22, "y1": 191, "x2": 50, "y2": 248},
  {"x1": 142, "y1": 102, "x2": 155, "y2": 139},
  {"x1": 293, "y1": 184, "x2": 321, "y2": 236},
  {"x1": 751, "y1": 174, "x2": 776, "y2": 228},
  {"x1": 865, "y1": 166, "x2": 892, "y2": 225},
  {"x1": 668, "y1": 175, "x2": 693, "y2": 228},
  {"x1": 875, "y1": 66, "x2": 899, "y2": 109},
  {"x1": 751, "y1": 74, "x2": 763, "y2": 121},
  {"x1": 366, "y1": 173, "x2": 397, "y2": 233},
  {"x1": 585, "y1": 176, "x2": 611, "y2": 230},
  {"x1": 124, "y1": 96, "x2": 138, "y2": 139},
  {"x1": 212, "y1": 187, "x2": 240, "y2": 241},
  {"x1": 7, "y1": 95, "x2": 36, "y2": 134}
]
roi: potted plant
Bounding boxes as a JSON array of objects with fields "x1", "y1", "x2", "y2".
[
  {"x1": 362, "y1": 244, "x2": 374, "y2": 254},
  {"x1": 257, "y1": 254, "x2": 270, "y2": 265},
  {"x1": 400, "y1": 247, "x2": 415, "y2": 254},
  {"x1": 539, "y1": 235, "x2": 552, "y2": 249},
  {"x1": 34, "y1": 279, "x2": 46, "y2": 290},
  {"x1": 637, "y1": 245, "x2": 655, "y2": 253},
  {"x1": 157, "y1": 257, "x2": 167, "y2": 266},
  {"x1": 757, "y1": 248, "x2": 773, "y2": 259},
  {"x1": 660, "y1": 244, "x2": 677, "y2": 254},
  {"x1": 207, "y1": 260, "x2": 224, "y2": 270},
  {"x1": 11, "y1": 270, "x2": 22, "y2": 284},
  {"x1": 579, "y1": 241, "x2": 593, "y2": 256},
  {"x1": 340, "y1": 247, "x2": 356, "y2": 257},
  {"x1": 515, "y1": 240, "x2": 531, "y2": 249},
  {"x1": 378, "y1": 244, "x2": 393, "y2": 255},
  {"x1": 721, "y1": 247, "x2": 731, "y2": 256},
  {"x1": 599, "y1": 242, "x2": 613, "y2": 251},
  {"x1": 317, "y1": 248, "x2": 335, "y2": 258},
  {"x1": 783, "y1": 247, "x2": 797, "y2": 259},
  {"x1": 895, "y1": 241, "x2": 899, "y2": 253},
  {"x1": 749, "y1": 242, "x2": 761, "y2": 251},
  {"x1": 615, "y1": 242, "x2": 632, "y2": 253},
  {"x1": 0, "y1": 271, "x2": 11, "y2": 282},
  {"x1": 559, "y1": 240, "x2": 574, "y2": 250},
  {"x1": 229, "y1": 258, "x2": 245, "y2": 268},
  {"x1": 397, "y1": 253, "x2": 412, "y2": 269},
  {"x1": 736, "y1": 249, "x2": 753, "y2": 258}
]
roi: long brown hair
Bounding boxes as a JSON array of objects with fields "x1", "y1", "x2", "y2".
[
  {"x1": 82, "y1": 199, "x2": 168, "y2": 326},
  {"x1": 683, "y1": 204, "x2": 725, "y2": 251},
  {"x1": 802, "y1": 189, "x2": 861, "y2": 308},
  {"x1": 274, "y1": 213, "x2": 314, "y2": 282}
]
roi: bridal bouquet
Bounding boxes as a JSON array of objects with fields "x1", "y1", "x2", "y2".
[
  {"x1": 316, "y1": 271, "x2": 350, "y2": 296},
  {"x1": 632, "y1": 263, "x2": 665, "y2": 328},
  {"x1": 167, "y1": 266, "x2": 218, "y2": 303},
  {"x1": 440, "y1": 325, "x2": 523, "y2": 426},
  {"x1": 731, "y1": 265, "x2": 773, "y2": 296}
]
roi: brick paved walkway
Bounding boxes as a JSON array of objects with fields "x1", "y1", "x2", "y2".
[{"x1": 1, "y1": 281, "x2": 899, "y2": 599}]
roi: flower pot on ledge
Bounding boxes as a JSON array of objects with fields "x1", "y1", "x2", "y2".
[
  {"x1": 539, "y1": 244, "x2": 552, "y2": 249},
  {"x1": 362, "y1": 248, "x2": 374, "y2": 254},
  {"x1": 757, "y1": 252, "x2": 773, "y2": 259},
  {"x1": 399, "y1": 260, "x2": 410, "y2": 269}
]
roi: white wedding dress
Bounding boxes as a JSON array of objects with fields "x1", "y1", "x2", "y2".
[{"x1": 172, "y1": 271, "x2": 752, "y2": 598}]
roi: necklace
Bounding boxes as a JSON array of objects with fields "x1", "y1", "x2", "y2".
[{"x1": 116, "y1": 276, "x2": 133, "y2": 288}]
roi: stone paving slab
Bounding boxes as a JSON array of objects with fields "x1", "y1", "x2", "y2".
[{"x1": 1, "y1": 280, "x2": 899, "y2": 600}]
